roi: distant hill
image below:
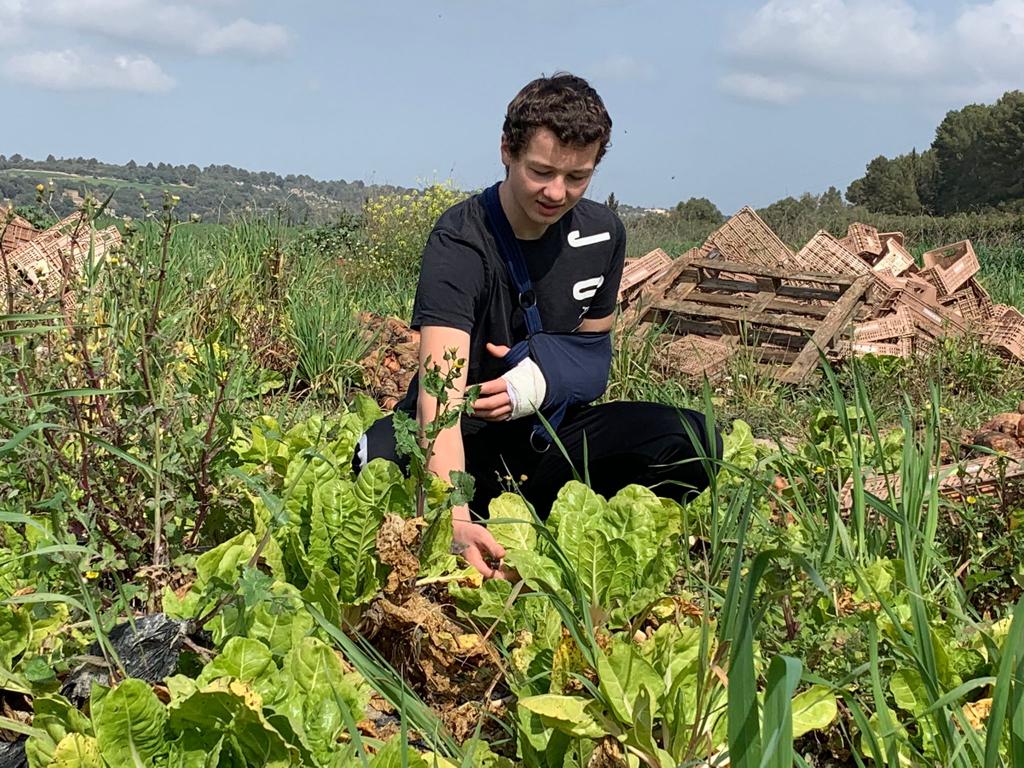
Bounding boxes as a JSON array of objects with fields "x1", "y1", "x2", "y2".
[{"x1": 0, "y1": 154, "x2": 416, "y2": 224}]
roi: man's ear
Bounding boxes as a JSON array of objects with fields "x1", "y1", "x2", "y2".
[{"x1": 499, "y1": 135, "x2": 511, "y2": 169}]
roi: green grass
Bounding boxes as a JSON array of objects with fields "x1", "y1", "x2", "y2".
[{"x1": 4, "y1": 204, "x2": 1024, "y2": 765}]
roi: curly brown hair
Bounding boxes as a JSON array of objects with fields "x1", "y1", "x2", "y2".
[{"x1": 502, "y1": 72, "x2": 612, "y2": 165}]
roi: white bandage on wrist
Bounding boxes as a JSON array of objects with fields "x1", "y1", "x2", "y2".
[{"x1": 500, "y1": 356, "x2": 547, "y2": 420}]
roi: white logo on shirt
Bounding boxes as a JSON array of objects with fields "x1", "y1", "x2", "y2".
[
  {"x1": 572, "y1": 276, "x2": 605, "y2": 300},
  {"x1": 567, "y1": 230, "x2": 611, "y2": 248}
]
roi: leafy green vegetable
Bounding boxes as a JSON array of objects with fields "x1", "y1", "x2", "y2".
[{"x1": 92, "y1": 679, "x2": 168, "y2": 768}]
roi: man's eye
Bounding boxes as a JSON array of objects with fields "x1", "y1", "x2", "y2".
[{"x1": 531, "y1": 168, "x2": 552, "y2": 177}]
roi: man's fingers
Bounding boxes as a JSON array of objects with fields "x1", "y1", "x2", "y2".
[
  {"x1": 478, "y1": 529, "x2": 507, "y2": 560},
  {"x1": 486, "y1": 343, "x2": 511, "y2": 358},
  {"x1": 480, "y1": 405, "x2": 512, "y2": 422},
  {"x1": 477, "y1": 378, "x2": 508, "y2": 396},
  {"x1": 463, "y1": 545, "x2": 495, "y2": 579},
  {"x1": 474, "y1": 392, "x2": 510, "y2": 411}
]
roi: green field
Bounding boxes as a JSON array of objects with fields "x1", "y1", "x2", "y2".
[
  {"x1": 0, "y1": 167, "x2": 190, "y2": 192},
  {"x1": 2, "y1": 195, "x2": 1024, "y2": 767}
]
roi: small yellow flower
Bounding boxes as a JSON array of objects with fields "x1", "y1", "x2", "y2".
[
  {"x1": 814, "y1": 465, "x2": 826, "y2": 475},
  {"x1": 35, "y1": 183, "x2": 45, "y2": 193},
  {"x1": 966, "y1": 496, "x2": 978, "y2": 505},
  {"x1": 84, "y1": 570, "x2": 100, "y2": 580}
]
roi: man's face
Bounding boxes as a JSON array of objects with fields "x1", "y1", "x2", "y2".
[{"x1": 501, "y1": 127, "x2": 600, "y2": 236}]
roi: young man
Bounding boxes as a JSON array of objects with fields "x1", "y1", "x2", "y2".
[{"x1": 357, "y1": 73, "x2": 721, "y2": 579}]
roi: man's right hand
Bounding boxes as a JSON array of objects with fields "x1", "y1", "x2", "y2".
[{"x1": 452, "y1": 510, "x2": 511, "y2": 580}]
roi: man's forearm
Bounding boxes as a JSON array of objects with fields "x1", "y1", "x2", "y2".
[{"x1": 419, "y1": 407, "x2": 471, "y2": 523}]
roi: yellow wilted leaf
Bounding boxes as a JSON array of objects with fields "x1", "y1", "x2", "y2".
[{"x1": 963, "y1": 698, "x2": 992, "y2": 730}]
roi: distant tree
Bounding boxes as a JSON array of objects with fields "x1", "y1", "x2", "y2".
[
  {"x1": 674, "y1": 196, "x2": 724, "y2": 224},
  {"x1": 846, "y1": 155, "x2": 922, "y2": 214},
  {"x1": 933, "y1": 103, "x2": 993, "y2": 213},
  {"x1": 984, "y1": 90, "x2": 1024, "y2": 205},
  {"x1": 605, "y1": 192, "x2": 619, "y2": 212},
  {"x1": 819, "y1": 186, "x2": 846, "y2": 214},
  {"x1": 912, "y1": 148, "x2": 939, "y2": 214}
]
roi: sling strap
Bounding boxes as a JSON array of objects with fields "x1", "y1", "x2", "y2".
[
  {"x1": 480, "y1": 182, "x2": 612, "y2": 448},
  {"x1": 481, "y1": 183, "x2": 543, "y2": 335}
]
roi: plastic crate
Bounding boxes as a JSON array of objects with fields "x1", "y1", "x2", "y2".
[
  {"x1": 985, "y1": 306, "x2": 1024, "y2": 362},
  {"x1": 792, "y1": 230, "x2": 870, "y2": 276},
  {"x1": 703, "y1": 207, "x2": 793, "y2": 268},
  {"x1": 940, "y1": 279, "x2": 994, "y2": 326},
  {"x1": 853, "y1": 307, "x2": 915, "y2": 343},
  {"x1": 850, "y1": 338, "x2": 914, "y2": 358},
  {"x1": 660, "y1": 334, "x2": 734, "y2": 381},
  {"x1": 618, "y1": 248, "x2": 672, "y2": 301},
  {"x1": 878, "y1": 231, "x2": 906, "y2": 248},
  {"x1": 1, "y1": 212, "x2": 38, "y2": 254},
  {"x1": 3, "y1": 214, "x2": 121, "y2": 298},
  {"x1": 920, "y1": 240, "x2": 979, "y2": 296},
  {"x1": 843, "y1": 223, "x2": 883, "y2": 258},
  {"x1": 872, "y1": 238, "x2": 914, "y2": 277}
]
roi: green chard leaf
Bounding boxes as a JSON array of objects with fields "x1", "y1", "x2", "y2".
[
  {"x1": 196, "y1": 636, "x2": 277, "y2": 689},
  {"x1": 791, "y1": 685, "x2": 838, "y2": 739},
  {"x1": 50, "y1": 733, "x2": 102, "y2": 768},
  {"x1": 488, "y1": 493, "x2": 538, "y2": 552},
  {"x1": 92, "y1": 679, "x2": 168, "y2": 768}
]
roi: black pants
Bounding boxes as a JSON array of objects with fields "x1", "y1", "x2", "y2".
[{"x1": 355, "y1": 401, "x2": 723, "y2": 518}]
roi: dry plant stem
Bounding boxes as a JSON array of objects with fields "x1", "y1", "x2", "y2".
[
  {"x1": 139, "y1": 214, "x2": 174, "y2": 568},
  {"x1": 186, "y1": 367, "x2": 231, "y2": 548},
  {"x1": 416, "y1": 394, "x2": 445, "y2": 519}
]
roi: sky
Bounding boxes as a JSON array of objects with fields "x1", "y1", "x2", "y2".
[{"x1": 0, "y1": 0, "x2": 1022, "y2": 213}]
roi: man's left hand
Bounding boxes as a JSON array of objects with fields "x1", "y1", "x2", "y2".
[{"x1": 471, "y1": 343, "x2": 513, "y2": 421}]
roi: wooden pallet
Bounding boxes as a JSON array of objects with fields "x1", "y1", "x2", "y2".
[{"x1": 624, "y1": 255, "x2": 873, "y2": 384}]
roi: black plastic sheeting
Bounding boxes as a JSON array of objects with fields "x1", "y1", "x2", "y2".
[
  {"x1": 61, "y1": 613, "x2": 187, "y2": 705},
  {"x1": 0, "y1": 739, "x2": 28, "y2": 768}
]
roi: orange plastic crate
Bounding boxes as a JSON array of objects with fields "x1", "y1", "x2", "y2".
[
  {"x1": 792, "y1": 230, "x2": 870, "y2": 276},
  {"x1": 853, "y1": 307, "x2": 915, "y2": 343},
  {"x1": 872, "y1": 239, "x2": 914, "y2": 277},
  {"x1": 661, "y1": 334, "x2": 735, "y2": 381},
  {"x1": 703, "y1": 207, "x2": 793, "y2": 268},
  {"x1": 940, "y1": 279, "x2": 994, "y2": 326},
  {"x1": 618, "y1": 248, "x2": 672, "y2": 301},
  {"x1": 1, "y1": 213, "x2": 38, "y2": 253},
  {"x1": 878, "y1": 231, "x2": 906, "y2": 248},
  {"x1": 985, "y1": 306, "x2": 1024, "y2": 362},
  {"x1": 920, "y1": 240, "x2": 979, "y2": 297},
  {"x1": 843, "y1": 223, "x2": 883, "y2": 258}
]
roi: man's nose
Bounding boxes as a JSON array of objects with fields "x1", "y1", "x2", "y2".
[{"x1": 544, "y1": 176, "x2": 566, "y2": 202}]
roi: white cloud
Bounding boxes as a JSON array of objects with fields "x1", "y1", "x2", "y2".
[
  {"x1": 719, "y1": 73, "x2": 803, "y2": 105},
  {"x1": 955, "y1": 0, "x2": 1024, "y2": 82},
  {"x1": 17, "y1": 0, "x2": 290, "y2": 57},
  {"x1": 591, "y1": 54, "x2": 655, "y2": 82},
  {"x1": 5, "y1": 48, "x2": 175, "y2": 92},
  {"x1": 0, "y1": 0, "x2": 25, "y2": 43},
  {"x1": 722, "y1": 0, "x2": 1024, "y2": 104}
]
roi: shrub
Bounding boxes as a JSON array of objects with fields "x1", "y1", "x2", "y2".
[{"x1": 359, "y1": 182, "x2": 466, "y2": 280}]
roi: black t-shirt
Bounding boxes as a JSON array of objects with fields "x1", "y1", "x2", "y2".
[{"x1": 399, "y1": 188, "x2": 626, "y2": 420}]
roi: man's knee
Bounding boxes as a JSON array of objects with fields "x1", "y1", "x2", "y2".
[
  {"x1": 352, "y1": 415, "x2": 408, "y2": 475},
  {"x1": 668, "y1": 408, "x2": 723, "y2": 497}
]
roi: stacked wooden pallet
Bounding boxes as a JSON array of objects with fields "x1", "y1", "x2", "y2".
[{"x1": 618, "y1": 208, "x2": 1017, "y2": 382}]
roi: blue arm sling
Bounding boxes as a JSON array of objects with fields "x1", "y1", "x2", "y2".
[{"x1": 480, "y1": 183, "x2": 612, "y2": 447}]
